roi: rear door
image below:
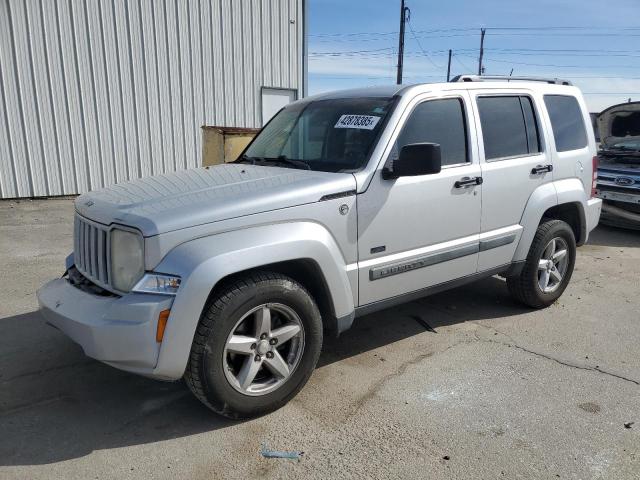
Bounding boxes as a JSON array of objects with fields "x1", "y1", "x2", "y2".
[{"x1": 469, "y1": 90, "x2": 553, "y2": 270}]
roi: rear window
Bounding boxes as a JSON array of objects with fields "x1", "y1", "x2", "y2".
[
  {"x1": 477, "y1": 96, "x2": 541, "y2": 160},
  {"x1": 544, "y1": 95, "x2": 588, "y2": 152}
]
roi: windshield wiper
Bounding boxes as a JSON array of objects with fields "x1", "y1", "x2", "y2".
[
  {"x1": 237, "y1": 154, "x2": 311, "y2": 170},
  {"x1": 266, "y1": 156, "x2": 311, "y2": 170},
  {"x1": 237, "y1": 154, "x2": 258, "y2": 165}
]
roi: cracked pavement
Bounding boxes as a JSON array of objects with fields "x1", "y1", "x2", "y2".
[{"x1": 1, "y1": 199, "x2": 639, "y2": 479}]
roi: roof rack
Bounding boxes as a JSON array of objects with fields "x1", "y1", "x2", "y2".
[{"x1": 450, "y1": 74, "x2": 572, "y2": 86}]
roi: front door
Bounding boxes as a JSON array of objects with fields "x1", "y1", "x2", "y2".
[{"x1": 357, "y1": 92, "x2": 482, "y2": 306}]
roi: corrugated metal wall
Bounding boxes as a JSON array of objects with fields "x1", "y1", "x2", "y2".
[{"x1": 0, "y1": 0, "x2": 304, "y2": 199}]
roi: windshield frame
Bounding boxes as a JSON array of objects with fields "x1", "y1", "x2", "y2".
[{"x1": 235, "y1": 95, "x2": 400, "y2": 173}]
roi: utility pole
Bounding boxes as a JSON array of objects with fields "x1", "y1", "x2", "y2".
[
  {"x1": 477, "y1": 28, "x2": 486, "y2": 75},
  {"x1": 396, "y1": 0, "x2": 409, "y2": 84},
  {"x1": 446, "y1": 49, "x2": 452, "y2": 81}
]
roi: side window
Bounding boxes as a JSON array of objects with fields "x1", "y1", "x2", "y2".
[
  {"x1": 477, "y1": 96, "x2": 541, "y2": 160},
  {"x1": 395, "y1": 98, "x2": 468, "y2": 167},
  {"x1": 544, "y1": 95, "x2": 588, "y2": 152}
]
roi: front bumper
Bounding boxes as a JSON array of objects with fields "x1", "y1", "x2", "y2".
[{"x1": 37, "y1": 277, "x2": 174, "y2": 376}]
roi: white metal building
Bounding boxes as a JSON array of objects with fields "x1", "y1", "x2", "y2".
[{"x1": 0, "y1": 0, "x2": 307, "y2": 199}]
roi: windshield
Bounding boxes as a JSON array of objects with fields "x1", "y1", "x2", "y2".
[{"x1": 241, "y1": 97, "x2": 395, "y2": 172}]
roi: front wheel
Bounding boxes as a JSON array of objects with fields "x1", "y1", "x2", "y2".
[
  {"x1": 184, "y1": 272, "x2": 323, "y2": 419},
  {"x1": 507, "y1": 219, "x2": 576, "y2": 308}
]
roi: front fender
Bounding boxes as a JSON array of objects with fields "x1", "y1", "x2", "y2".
[{"x1": 151, "y1": 221, "x2": 355, "y2": 380}]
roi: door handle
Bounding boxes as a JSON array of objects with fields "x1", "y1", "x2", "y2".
[
  {"x1": 454, "y1": 176, "x2": 483, "y2": 188},
  {"x1": 531, "y1": 164, "x2": 553, "y2": 175}
]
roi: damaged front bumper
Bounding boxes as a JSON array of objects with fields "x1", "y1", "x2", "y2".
[{"x1": 37, "y1": 273, "x2": 174, "y2": 376}]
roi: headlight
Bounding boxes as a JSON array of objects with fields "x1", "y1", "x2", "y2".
[
  {"x1": 132, "y1": 273, "x2": 181, "y2": 295},
  {"x1": 110, "y1": 229, "x2": 144, "y2": 292}
]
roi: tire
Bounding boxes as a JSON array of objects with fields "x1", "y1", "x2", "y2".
[
  {"x1": 184, "y1": 271, "x2": 322, "y2": 419},
  {"x1": 507, "y1": 219, "x2": 576, "y2": 308}
]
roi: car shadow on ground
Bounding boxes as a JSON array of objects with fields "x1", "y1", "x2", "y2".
[
  {"x1": 0, "y1": 276, "x2": 528, "y2": 466},
  {"x1": 587, "y1": 224, "x2": 640, "y2": 248},
  {"x1": 320, "y1": 275, "x2": 528, "y2": 367}
]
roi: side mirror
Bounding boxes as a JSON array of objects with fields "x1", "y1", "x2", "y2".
[{"x1": 382, "y1": 143, "x2": 442, "y2": 179}]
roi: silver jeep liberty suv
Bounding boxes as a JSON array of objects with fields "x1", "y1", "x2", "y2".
[{"x1": 38, "y1": 76, "x2": 602, "y2": 418}]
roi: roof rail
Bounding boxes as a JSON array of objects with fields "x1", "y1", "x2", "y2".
[{"x1": 450, "y1": 74, "x2": 572, "y2": 86}]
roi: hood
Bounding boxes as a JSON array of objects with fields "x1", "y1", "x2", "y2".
[
  {"x1": 598, "y1": 101, "x2": 640, "y2": 149},
  {"x1": 75, "y1": 164, "x2": 356, "y2": 236}
]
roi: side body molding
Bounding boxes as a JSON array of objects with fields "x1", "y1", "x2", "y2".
[
  {"x1": 151, "y1": 222, "x2": 355, "y2": 380},
  {"x1": 513, "y1": 179, "x2": 588, "y2": 262}
]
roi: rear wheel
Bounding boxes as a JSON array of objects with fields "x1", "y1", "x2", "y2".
[
  {"x1": 184, "y1": 272, "x2": 322, "y2": 419},
  {"x1": 507, "y1": 219, "x2": 576, "y2": 308}
]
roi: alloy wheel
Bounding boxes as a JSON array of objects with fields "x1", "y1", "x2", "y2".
[
  {"x1": 537, "y1": 237, "x2": 569, "y2": 293},
  {"x1": 222, "y1": 303, "x2": 305, "y2": 396}
]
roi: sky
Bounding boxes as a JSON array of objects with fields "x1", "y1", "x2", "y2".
[{"x1": 307, "y1": 0, "x2": 640, "y2": 112}]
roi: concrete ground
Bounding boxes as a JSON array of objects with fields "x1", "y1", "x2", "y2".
[{"x1": 0, "y1": 198, "x2": 638, "y2": 480}]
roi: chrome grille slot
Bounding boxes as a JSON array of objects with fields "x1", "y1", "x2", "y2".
[{"x1": 74, "y1": 215, "x2": 111, "y2": 290}]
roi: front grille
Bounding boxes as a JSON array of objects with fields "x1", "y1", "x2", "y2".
[
  {"x1": 597, "y1": 169, "x2": 640, "y2": 189},
  {"x1": 74, "y1": 215, "x2": 111, "y2": 289}
]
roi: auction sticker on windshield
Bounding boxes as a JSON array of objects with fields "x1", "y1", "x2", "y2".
[{"x1": 334, "y1": 114, "x2": 381, "y2": 130}]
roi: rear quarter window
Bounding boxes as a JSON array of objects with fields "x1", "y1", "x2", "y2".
[{"x1": 544, "y1": 95, "x2": 588, "y2": 152}]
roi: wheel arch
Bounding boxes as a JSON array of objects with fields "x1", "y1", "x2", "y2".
[
  {"x1": 541, "y1": 202, "x2": 586, "y2": 246},
  {"x1": 150, "y1": 222, "x2": 355, "y2": 380},
  {"x1": 202, "y1": 258, "x2": 342, "y2": 338},
  {"x1": 514, "y1": 179, "x2": 588, "y2": 262}
]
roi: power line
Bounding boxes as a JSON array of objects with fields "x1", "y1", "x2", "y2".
[
  {"x1": 309, "y1": 47, "x2": 640, "y2": 58},
  {"x1": 562, "y1": 75, "x2": 640, "y2": 80},
  {"x1": 311, "y1": 74, "x2": 446, "y2": 80},
  {"x1": 311, "y1": 46, "x2": 640, "y2": 56},
  {"x1": 308, "y1": 27, "x2": 480, "y2": 37},
  {"x1": 487, "y1": 51, "x2": 640, "y2": 58},
  {"x1": 308, "y1": 49, "x2": 640, "y2": 65},
  {"x1": 485, "y1": 26, "x2": 640, "y2": 31},
  {"x1": 309, "y1": 26, "x2": 640, "y2": 37},
  {"x1": 458, "y1": 54, "x2": 640, "y2": 69},
  {"x1": 453, "y1": 54, "x2": 473, "y2": 72},
  {"x1": 407, "y1": 19, "x2": 443, "y2": 69},
  {"x1": 308, "y1": 47, "x2": 395, "y2": 56},
  {"x1": 481, "y1": 32, "x2": 640, "y2": 37},
  {"x1": 487, "y1": 47, "x2": 640, "y2": 54}
]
